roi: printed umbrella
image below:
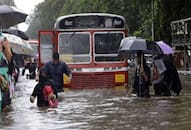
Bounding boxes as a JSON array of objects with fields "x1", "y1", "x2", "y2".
[
  {"x1": 156, "y1": 41, "x2": 174, "y2": 54},
  {"x1": 0, "y1": 5, "x2": 28, "y2": 28},
  {"x1": 2, "y1": 33, "x2": 33, "y2": 56}
]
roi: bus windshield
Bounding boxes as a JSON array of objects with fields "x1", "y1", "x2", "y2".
[
  {"x1": 58, "y1": 32, "x2": 90, "y2": 64},
  {"x1": 94, "y1": 32, "x2": 124, "y2": 62}
]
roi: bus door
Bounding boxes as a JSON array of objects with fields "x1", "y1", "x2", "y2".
[{"x1": 38, "y1": 30, "x2": 57, "y2": 67}]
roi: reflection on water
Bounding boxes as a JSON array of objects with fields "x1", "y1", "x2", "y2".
[{"x1": 0, "y1": 75, "x2": 191, "y2": 130}]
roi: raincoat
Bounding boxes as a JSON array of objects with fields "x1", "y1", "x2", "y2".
[
  {"x1": 153, "y1": 56, "x2": 182, "y2": 96},
  {"x1": 163, "y1": 56, "x2": 182, "y2": 95}
]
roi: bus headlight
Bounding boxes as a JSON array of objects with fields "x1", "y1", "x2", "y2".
[{"x1": 64, "y1": 74, "x2": 71, "y2": 84}]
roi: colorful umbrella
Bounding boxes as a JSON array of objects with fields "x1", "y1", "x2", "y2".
[{"x1": 156, "y1": 41, "x2": 174, "y2": 54}]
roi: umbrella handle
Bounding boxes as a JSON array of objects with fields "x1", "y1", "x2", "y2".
[
  {"x1": 141, "y1": 54, "x2": 143, "y2": 68},
  {"x1": 139, "y1": 56, "x2": 144, "y2": 97}
]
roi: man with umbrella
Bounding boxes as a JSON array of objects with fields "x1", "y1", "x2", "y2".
[
  {"x1": 132, "y1": 53, "x2": 151, "y2": 98},
  {"x1": 118, "y1": 37, "x2": 163, "y2": 98}
]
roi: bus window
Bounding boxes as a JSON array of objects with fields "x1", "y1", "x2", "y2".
[
  {"x1": 55, "y1": 14, "x2": 126, "y2": 29},
  {"x1": 40, "y1": 34, "x2": 53, "y2": 63},
  {"x1": 94, "y1": 32, "x2": 124, "y2": 62},
  {"x1": 76, "y1": 16, "x2": 97, "y2": 28},
  {"x1": 105, "y1": 17, "x2": 113, "y2": 28},
  {"x1": 58, "y1": 32, "x2": 91, "y2": 63}
]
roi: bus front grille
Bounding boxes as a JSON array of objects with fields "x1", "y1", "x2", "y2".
[{"x1": 71, "y1": 73, "x2": 114, "y2": 89}]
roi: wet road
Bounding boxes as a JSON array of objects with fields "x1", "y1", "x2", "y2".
[{"x1": 1, "y1": 74, "x2": 191, "y2": 130}]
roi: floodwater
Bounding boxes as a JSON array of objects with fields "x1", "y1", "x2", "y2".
[{"x1": 1, "y1": 74, "x2": 191, "y2": 130}]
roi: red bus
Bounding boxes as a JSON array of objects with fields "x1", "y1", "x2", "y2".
[
  {"x1": 38, "y1": 13, "x2": 128, "y2": 89},
  {"x1": 28, "y1": 39, "x2": 39, "y2": 59}
]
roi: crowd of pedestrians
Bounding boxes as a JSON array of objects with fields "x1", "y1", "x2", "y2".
[{"x1": 0, "y1": 34, "x2": 183, "y2": 110}]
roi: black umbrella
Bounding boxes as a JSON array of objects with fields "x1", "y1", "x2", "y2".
[
  {"x1": 0, "y1": 5, "x2": 28, "y2": 28},
  {"x1": 2, "y1": 28, "x2": 29, "y2": 40},
  {"x1": 118, "y1": 37, "x2": 163, "y2": 77},
  {"x1": 118, "y1": 37, "x2": 163, "y2": 57}
]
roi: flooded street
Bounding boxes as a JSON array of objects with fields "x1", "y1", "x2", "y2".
[{"x1": 0, "y1": 74, "x2": 191, "y2": 130}]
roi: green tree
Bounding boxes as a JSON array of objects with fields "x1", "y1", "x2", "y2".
[{"x1": 26, "y1": 0, "x2": 191, "y2": 42}]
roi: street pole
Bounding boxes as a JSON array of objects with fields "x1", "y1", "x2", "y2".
[{"x1": 151, "y1": 0, "x2": 154, "y2": 41}]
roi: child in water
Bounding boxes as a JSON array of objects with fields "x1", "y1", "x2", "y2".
[
  {"x1": 43, "y1": 85, "x2": 58, "y2": 107},
  {"x1": 30, "y1": 67, "x2": 58, "y2": 108}
]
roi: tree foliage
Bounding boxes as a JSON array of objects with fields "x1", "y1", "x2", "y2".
[
  {"x1": 0, "y1": 0, "x2": 15, "y2": 6},
  {"x1": 26, "y1": 0, "x2": 191, "y2": 43}
]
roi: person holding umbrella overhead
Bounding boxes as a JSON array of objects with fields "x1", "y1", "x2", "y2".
[
  {"x1": 118, "y1": 37, "x2": 163, "y2": 98},
  {"x1": 132, "y1": 53, "x2": 151, "y2": 98},
  {"x1": 153, "y1": 41, "x2": 182, "y2": 96}
]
